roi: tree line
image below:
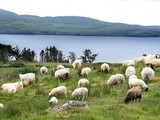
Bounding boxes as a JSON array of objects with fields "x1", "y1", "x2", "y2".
[{"x1": 0, "y1": 43, "x2": 98, "y2": 63}]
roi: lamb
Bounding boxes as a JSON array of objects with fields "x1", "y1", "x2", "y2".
[
  {"x1": 0, "y1": 103, "x2": 4, "y2": 108},
  {"x1": 49, "y1": 97, "x2": 58, "y2": 107},
  {"x1": 72, "y1": 87, "x2": 88, "y2": 100},
  {"x1": 78, "y1": 79, "x2": 90, "y2": 87},
  {"x1": 150, "y1": 59, "x2": 160, "y2": 70},
  {"x1": 54, "y1": 68, "x2": 69, "y2": 80},
  {"x1": 123, "y1": 60, "x2": 135, "y2": 67},
  {"x1": 125, "y1": 66, "x2": 136, "y2": 78},
  {"x1": 128, "y1": 75, "x2": 149, "y2": 91},
  {"x1": 1, "y1": 81, "x2": 23, "y2": 93},
  {"x1": 81, "y1": 67, "x2": 91, "y2": 77},
  {"x1": 100, "y1": 63, "x2": 110, "y2": 73},
  {"x1": 40, "y1": 66, "x2": 48, "y2": 74},
  {"x1": 72, "y1": 60, "x2": 81, "y2": 69},
  {"x1": 107, "y1": 74, "x2": 125, "y2": 87},
  {"x1": 124, "y1": 86, "x2": 142, "y2": 104},
  {"x1": 141, "y1": 67, "x2": 154, "y2": 81},
  {"x1": 48, "y1": 86, "x2": 67, "y2": 98},
  {"x1": 19, "y1": 73, "x2": 35, "y2": 87}
]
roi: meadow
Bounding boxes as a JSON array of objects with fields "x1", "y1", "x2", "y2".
[{"x1": 0, "y1": 61, "x2": 160, "y2": 120}]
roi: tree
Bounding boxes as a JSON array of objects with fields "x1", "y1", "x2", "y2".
[
  {"x1": 40, "y1": 50, "x2": 44, "y2": 62},
  {"x1": 58, "y1": 50, "x2": 65, "y2": 62},
  {"x1": 12, "y1": 46, "x2": 21, "y2": 60},
  {"x1": 68, "y1": 52, "x2": 76, "y2": 63},
  {"x1": 81, "y1": 49, "x2": 98, "y2": 63}
]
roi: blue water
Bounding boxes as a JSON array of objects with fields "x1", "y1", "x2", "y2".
[{"x1": 0, "y1": 34, "x2": 160, "y2": 63}]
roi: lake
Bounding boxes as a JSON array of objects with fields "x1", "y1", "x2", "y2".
[{"x1": 0, "y1": 34, "x2": 160, "y2": 63}]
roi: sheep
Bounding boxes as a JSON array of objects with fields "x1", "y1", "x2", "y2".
[
  {"x1": 125, "y1": 66, "x2": 136, "y2": 78},
  {"x1": 48, "y1": 86, "x2": 67, "y2": 98},
  {"x1": 124, "y1": 86, "x2": 142, "y2": 104},
  {"x1": 150, "y1": 59, "x2": 160, "y2": 70},
  {"x1": 54, "y1": 68, "x2": 69, "y2": 80},
  {"x1": 40, "y1": 66, "x2": 48, "y2": 74},
  {"x1": 144, "y1": 54, "x2": 159, "y2": 65},
  {"x1": 100, "y1": 63, "x2": 110, "y2": 73},
  {"x1": 72, "y1": 60, "x2": 81, "y2": 69},
  {"x1": 141, "y1": 67, "x2": 154, "y2": 82},
  {"x1": 0, "y1": 103, "x2": 4, "y2": 108},
  {"x1": 107, "y1": 74, "x2": 125, "y2": 87},
  {"x1": 72, "y1": 87, "x2": 88, "y2": 100},
  {"x1": 135, "y1": 56, "x2": 145, "y2": 63},
  {"x1": 19, "y1": 73, "x2": 35, "y2": 87},
  {"x1": 1, "y1": 81, "x2": 23, "y2": 93},
  {"x1": 65, "y1": 68, "x2": 70, "y2": 73},
  {"x1": 56, "y1": 65, "x2": 65, "y2": 70},
  {"x1": 78, "y1": 79, "x2": 90, "y2": 87},
  {"x1": 49, "y1": 97, "x2": 58, "y2": 107},
  {"x1": 81, "y1": 67, "x2": 91, "y2": 77},
  {"x1": 123, "y1": 60, "x2": 135, "y2": 67},
  {"x1": 128, "y1": 75, "x2": 149, "y2": 91}
]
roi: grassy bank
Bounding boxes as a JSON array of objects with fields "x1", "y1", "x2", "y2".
[{"x1": 0, "y1": 61, "x2": 160, "y2": 120}]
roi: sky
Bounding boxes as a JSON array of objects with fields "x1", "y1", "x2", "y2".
[{"x1": 0, "y1": 0, "x2": 160, "y2": 26}]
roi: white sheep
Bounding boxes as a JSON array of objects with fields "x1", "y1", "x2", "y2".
[
  {"x1": 125, "y1": 66, "x2": 136, "y2": 78},
  {"x1": 144, "y1": 54, "x2": 159, "y2": 65},
  {"x1": 78, "y1": 79, "x2": 90, "y2": 87},
  {"x1": 123, "y1": 60, "x2": 135, "y2": 67},
  {"x1": 151, "y1": 59, "x2": 160, "y2": 70},
  {"x1": 48, "y1": 86, "x2": 67, "y2": 98},
  {"x1": 40, "y1": 66, "x2": 48, "y2": 74},
  {"x1": 1, "y1": 81, "x2": 23, "y2": 93},
  {"x1": 128, "y1": 75, "x2": 149, "y2": 91},
  {"x1": 0, "y1": 103, "x2": 4, "y2": 108},
  {"x1": 54, "y1": 68, "x2": 69, "y2": 80},
  {"x1": 141, "y1": 67, "x2": 154, "y2": 81},
  {"x1": 56, "y1": 65, "x2": 65, "y2": 70},
  {"x1": 72, "y1": 60, "x2": 81, "y2": 69},
  {"x1": 135, "y1": 56, "x2": 145, "y2": 63},
  {"x1": 72, "y1": 87, "x2": 88, "y2": 100},
  {"x1": 49, "y1": 97, "x2": 58, "y2": 106},
  {"x1": 19, "y1": 73, "x2": 35, "y2": 87},
  {"x1": 100, "y1": 63, "x2": 110, "y2": 73},
  {"x1": 107, "y1": 74, "x2": 125, "y2": 87},
  {"x1": 81, "y1": 67, "x2": 91, "y2": 77}
]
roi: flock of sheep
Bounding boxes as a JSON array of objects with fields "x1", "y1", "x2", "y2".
[{"x1": 0, "y1": 53, "x2": 160, "y2": 108}]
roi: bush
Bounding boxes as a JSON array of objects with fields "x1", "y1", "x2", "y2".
[
  {"x1": 18, "y1": 65, "x2": 38, "y2": 74},
  {"x1": 8, "y1": 61, "x2": 25, "y2": 68}
]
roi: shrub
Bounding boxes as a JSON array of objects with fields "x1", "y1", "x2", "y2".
[{"x1": 8, "y1": 61, "x2": 25, "y2": 68}]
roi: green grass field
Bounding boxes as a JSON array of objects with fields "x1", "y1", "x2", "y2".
[{"x1": 0, "y1": 61, "x2": 160, "y2": 120}]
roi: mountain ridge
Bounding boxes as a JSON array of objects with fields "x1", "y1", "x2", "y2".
[{"x1": 0, "y1": 8, "x2": 160, "y2": 37}]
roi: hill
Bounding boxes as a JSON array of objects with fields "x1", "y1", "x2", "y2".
[{"x1": 0, "y1": 8, "x2": 160, "y2": 37}]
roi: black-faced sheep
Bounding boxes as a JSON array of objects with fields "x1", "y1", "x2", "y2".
[
  {"x1": 150, "y1": 59, "x2": 160, "y2": 70},
  {"x1": 124, "y1": 86, "x2": 142, "y2": 104}
]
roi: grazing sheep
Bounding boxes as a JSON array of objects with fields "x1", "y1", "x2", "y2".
[
  {"x1": 144, "y1": 54, "x2": 159, "y2": 65},
  {"x1": 72, "y1": 87, "x2": 88, "y2": 100},
  {"x1": 54, "y1": 69, "x2": 69, "y2": 80},
  {"x1": 135, "y1": 56, "x2": 145, "y2": 63},
  {"x1": 19, "y1": 73, "x2": 35, "y2": 87},
  {"x1": 56, "y1": 65, "x2": 65, "y2": 70},
  {"x1": 49, "y1": 86, "x2": 67, "y2": 98},
  {"x1": 123, "y1": 60, "x2": 135, "y2": 67},
  {"x1": 100, "y1": 63, "x2": 110, "y2": 73},
  {"x1": 49, "y1": 97, "x2": 58, "y2": 106},
  {"x1": 81, "y1": 67, "x2": 91, "y2": 77},
  {"x1": 128, "y1": 75, "x2": 149, "y2": 91},
  {"x1": 141, "y1": 67, "x2": 154, "y2": 81},
  {"x1": 125, "y1": 66, "x2": 136, "y2": 78},
  {"x1": 124, "y1": 86, "x2": 142, "y2": 104},
  {"x1": 1, "y1": 81, "x2": 23, "y2": 93},
  {"x1": 72, "y1": 60, "x2": 81, "y2": 69},
  {"x1": 0, "y1": 103, "x2": 4, "y2": 108},
  {"x1": 107, "y1": 74, "x2": 125, "y2": 87},
  {"x1": 78, "y1": 79, "x2": 90, "y2": 87},
  {"x1": 151, "y1": 59, "x2": 160, "y2": 70},
  {"x1": 40, "y1": 66, "x2": 48, "y2": 74}
]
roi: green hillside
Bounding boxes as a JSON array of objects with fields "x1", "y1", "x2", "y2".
[
  {"x1": 1, "y1": 62, "x2": 160, "y2": 120},
  {"x1": 0, "y1": 8, "x2": 160, "y2": 36}
]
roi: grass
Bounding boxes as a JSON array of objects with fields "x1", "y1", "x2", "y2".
[{"x1": 1, "y1": 62, "x2": 160, "y2": 120}]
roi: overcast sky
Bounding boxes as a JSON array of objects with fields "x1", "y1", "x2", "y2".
[{"x1": 0, "y1": 0, "x2": 160, "y2": 26}]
